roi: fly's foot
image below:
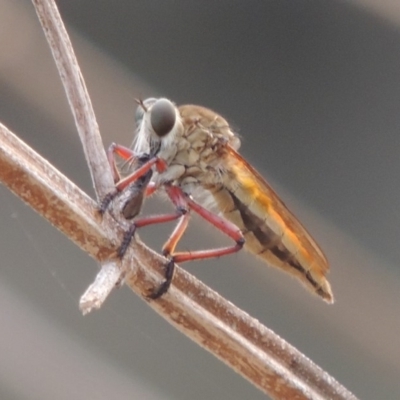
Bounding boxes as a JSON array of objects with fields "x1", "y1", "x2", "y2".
[
  {"x1": 117, "y1": 224, "x2": 137, "y2": 259},
  {"x1": 99, "y1": 190, "x2": 119, "y2": 215},
  {"x1": 147, "y1": 258, "x2": 176, "y2": 299}
]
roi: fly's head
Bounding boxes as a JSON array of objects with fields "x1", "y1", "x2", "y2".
[{"x1": 133, "y1": 98, "x2": 184, "y2": 163}]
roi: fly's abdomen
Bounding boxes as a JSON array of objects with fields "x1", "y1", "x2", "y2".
[{"x1": 210, "y1": 185, "x2": 333, "y2": 303}]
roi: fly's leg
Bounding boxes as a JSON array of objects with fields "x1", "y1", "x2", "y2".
[
  {"x1": 118, "y1": 184, "x2": 190, "y2": 259},
  {"x1": 149, "y1": 185, "x2": 245, "y2": 299},
  {"x1": 99, "y1": 143, "x2": 137, "y2": 213},
  {"x1": 117, "y1": 208, "x2": 187, "y2": 258},
  {"x1": 148, "y1": 212, "x2": 190, "y2": 299},
  {"x1": 99, "y1": 143, "x2": 167, "y2": 214},
  {"x1": 107, "y1": 142, "x2": 129, "y2": 184},
  {"x1": 99, "y1": 143, "x2": 169, "y2": 257}
]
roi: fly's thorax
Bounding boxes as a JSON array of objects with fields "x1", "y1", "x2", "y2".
[
  {"x1": 158, "y1": 104, "x2": 241, "y2": 191},
  {"x1": 154, "y1": 136, "x2": 229, "y2": 190},
  {"x1": 179, "y1": 104, "x2": 241, "y2": 152}
]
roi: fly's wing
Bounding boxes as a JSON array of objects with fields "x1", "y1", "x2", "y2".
[{"x1": 212, "y1": 145, "x2": 333, "y2": 303}]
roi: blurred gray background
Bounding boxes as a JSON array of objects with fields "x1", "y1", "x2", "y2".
[{"x1": 1, "y1": 1, "x2": 400, "y2": 399}]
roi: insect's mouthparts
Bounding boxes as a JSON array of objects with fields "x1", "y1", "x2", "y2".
[{"x1": 149, "y1": 140, "x2": 162, "y2": 158}]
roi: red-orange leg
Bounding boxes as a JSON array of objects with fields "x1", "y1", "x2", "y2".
[
  {"x1": 106, "y1": 142, "x2": 130, "y2": 184},
  {"x1": 145, "y1": 182, "x2": 158, "y2": 197},
  {"x1": 163, "y1": 184, "x2": 245, "y2": 259},
  {"x1": 107, "y1": 142, "x2": 167, "y2": 190},
  {"x1": 117, "y1": 209, "x2": 187, "y2": 258},
  {"x1": 148, "y1": 185, "x2": 245, "y2": 299},
  {"x1": 161, "y1": 212, "x2": 190, "y2": 257},
  {"x1": 99, "y1": 143, "x2": 166, "y2": 214},
  {"x1": 115, "y1": 156, "x2": 165, "y2": 192}
]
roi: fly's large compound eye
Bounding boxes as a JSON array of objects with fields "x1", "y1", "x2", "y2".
[
  {"x1": 150, "y1": 98, "x2": 176, "y2": 137},
  {"x1": 135, "y1": 97, "x2": 157, "y2": 127}
]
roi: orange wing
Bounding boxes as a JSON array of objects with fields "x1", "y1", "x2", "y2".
[{"x1": 210, "y1": 144, "x2": 333, "y2": 303}]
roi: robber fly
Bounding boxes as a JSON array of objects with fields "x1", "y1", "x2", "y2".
[{"x1": 103, "y1": 98, "x2": 333, "y2": 303}]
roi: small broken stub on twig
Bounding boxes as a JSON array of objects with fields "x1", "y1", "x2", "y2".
[{"x1": 79, "y1": 261, "x2": 124, "y2": 314}]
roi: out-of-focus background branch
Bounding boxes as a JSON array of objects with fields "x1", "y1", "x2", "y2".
[{"x1": 1, "y1": 1, "x2": 400, "y2": 399}]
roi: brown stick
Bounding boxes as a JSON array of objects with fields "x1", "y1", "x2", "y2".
[
  {"x1": 32, "y1": 0, "x2": 123, "y2": 306},
  {"x1": 32, "y1": 0, "x2": 113, "y2": 198}
]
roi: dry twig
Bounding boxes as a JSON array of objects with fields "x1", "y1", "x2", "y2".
[
  {"x1": 0, "y1": 1, "x2": 361, "y2": 398},
  {"x1": 32, "y1": 0, "x2": 122, "y2": 309}
]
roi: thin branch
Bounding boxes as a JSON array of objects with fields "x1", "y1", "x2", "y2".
[
  {"x1": 0, "y1": 121, "x2": 357, "y2": 400},
  {"x1": 32, "y1": 0, "x2": 113, "y2": 198},
  {"x1": 32, "y1": 0, "x2": 122, "y2": 308}
]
